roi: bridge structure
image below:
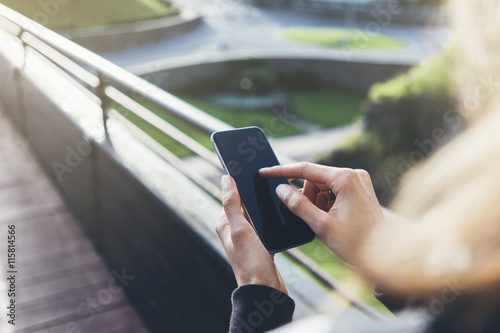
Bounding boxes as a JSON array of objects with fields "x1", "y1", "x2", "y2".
[{"x1": 0, "y1": 4, "x2": 392, "y2": 332}]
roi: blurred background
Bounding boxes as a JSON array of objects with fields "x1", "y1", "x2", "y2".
[{"x1": 0, "y1": 0, "x2": 458, "y2": 332}]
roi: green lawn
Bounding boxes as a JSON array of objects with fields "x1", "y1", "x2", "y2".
[
  {"x1": 113, "y1": 96, "x2": 304, "y2": 158},
  {"x1": 283, "y1": 27, "x2": 405, "y2": 50},
  {"x1": 114, "y1": 100, "x2": 213, "y2": 158},
  {"x1": 113, "y1": 89, "x2": 365, "y2": 157},
  {"x1": 178, "y1": 95, "x2": 304, "y2": 138},
  {"x1": 2, "y1": 0, "x2": 179, "y2": 30},
  {"x1": 288, "y1": 89, "x2": 365, "y2": 128}
]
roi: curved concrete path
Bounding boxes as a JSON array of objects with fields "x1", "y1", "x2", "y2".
[
  {"x1": 103, "y1": 0, "x2": 451, "y2": 69},
  {"x1": 101, "y1": 0, "x2": 451, "y2": 165}
]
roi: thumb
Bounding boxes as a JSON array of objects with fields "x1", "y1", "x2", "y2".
[
  {"x1": 221, "y1": 175, "x2": 246, "y2": 225},
  {"x1": 276, "y1": 184, "x2": 329, "y2": 232}
]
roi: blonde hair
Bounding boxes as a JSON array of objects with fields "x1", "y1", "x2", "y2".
[{"x1": 363, "y1": 0, "x2": 500, "y2": 295}]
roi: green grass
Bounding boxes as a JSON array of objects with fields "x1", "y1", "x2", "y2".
[
  {"x1": 2, "y1": 0, "x2": 179, "y2": 30},
  {"x1": 283, "y1": 27, "x2": 405, "y2": 50},
  {"x1": 288, "y1": 89, "x2": 365, "y2": 128},
  {"x1": 114, "y1": 100, "x2": 213, "y2": 157},
  {"x1": 298, "y1": 238, "x2": 391, "y2": 314},
  {"x1": 113, "y1": 89, "x2": 365, "y2": 157},
  {"x1": 113, "y1": 95, "x2": 304, "y2": 158},
  {"x1": 178, "y1": 95, "x2": 304, "y2": 138}
]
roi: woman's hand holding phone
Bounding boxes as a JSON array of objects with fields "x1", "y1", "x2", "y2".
[
  {"x1": 259, "y1": 162, "x2": 387, "y2": 267},
  {"x1": 216, "y1": 175, "x2": 288, "y2": 294},
  {"x1": 216, "y1": 162, "x2": 388, "y2": 291}
]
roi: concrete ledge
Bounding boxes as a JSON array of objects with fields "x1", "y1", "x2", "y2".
[
  {"x1": 58, "y1": 10, "x2": 202, "y2": 53},
  {"x1": 129, "y1": 49, "x2": 419, "y2": 94},
  {"x1": 295, "y1": 4, "x2": 448, "y2": 27},
  {"x1": 243, "y1": 0, "x2": 448, "y2": 26}
]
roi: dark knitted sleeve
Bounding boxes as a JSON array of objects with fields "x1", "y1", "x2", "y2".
[{"x1": 228, "y1": 284, "x2": 295, "y2": 333}]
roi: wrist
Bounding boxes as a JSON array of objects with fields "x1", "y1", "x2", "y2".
[{"x1": 236, "y1": 275, "x2": 286, "y2": 294}]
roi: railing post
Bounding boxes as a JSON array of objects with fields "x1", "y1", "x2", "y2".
[
  {"x1": 96, "y1": 72, "x2": 109, "y2": 136},
  {"x1": 17, "y1": 27, "x2": 26, "y2": 65},
  {"x1": 14, "y1": 27, "x2": 28, "y2": 136}
]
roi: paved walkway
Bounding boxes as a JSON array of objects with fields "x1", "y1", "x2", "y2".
[
  {"x1": 0, "y1": 110, "x2": 149, "y2": 333},
  {"x1": 99, "y1": 1, "x2": 450, "y2": 170},
  {"x1": 103, "y1": 0, "x2": 451, "y2": 68},
  {"x1": 271, "y1": 124, "x2": 359, "y2": 162}
]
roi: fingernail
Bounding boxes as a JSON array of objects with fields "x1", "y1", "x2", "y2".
[
  {"x1": 276, "y1": 184, "x2": 291, "y2": 201},
  {"x1": 221, "y1": 175, "x2": 231, "y2": 192},
  {"x1": 259, "y1": 167, "x2": 271, "y2": 173}
]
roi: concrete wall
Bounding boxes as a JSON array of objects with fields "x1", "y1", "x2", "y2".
[
  {"x1": 21, "y1": 73, "x2": 100, "y2": 237},
  {"x1": 0, "y1": 33, "x2": 23, "y2": 130},
  {"x1": 133, "y1": 51, "x2": 414, "y2": 94},
  {"x1": 58, "y1": 11, "x2": 202, "y2": 54},
  {"x1": 244, "y1": 0, "x2": 448, "y2": 26}
]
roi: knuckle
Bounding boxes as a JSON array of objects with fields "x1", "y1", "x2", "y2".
[
  {"x1": 314, "y1": 214, "x2": 332, "y2": 236},
  {"x1": 296, "y1": 161, "x2": 312, "y2": 178},
  {"x1": 288, "y1": 193, "x2": 304, "y2": 212},
  {"x1": 215, "y1": 220, "x2": 228, "y2": 236},
  {"x1": 222, "y1": 190, "x2": 237, "y2": 210},
  {"x1": 298, "y1": 161, "x2": 310, "y2": 171},
  {"x1": 354, "y1": 169, "x2": 370, "y2": 178},
  {"x1": 231, "y1": 225, "x2": 249, "y2": 241},
  {"x1": 355, "y1": 169, "x2": 372, "y2": 184},
  {"x1": 339, "y1": 168, "x2": 357, "y2": 183},
  {"x1": 215, "y1": 223, "x2": 222, "y2": 235}
]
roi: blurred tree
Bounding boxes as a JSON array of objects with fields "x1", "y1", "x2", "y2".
[{"x1": 319, "y1": 46, "x2": 462, "y2": 205}]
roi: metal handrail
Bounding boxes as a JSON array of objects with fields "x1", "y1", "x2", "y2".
[
  {"x1": 0, "y1": 4, "x2": 231, "y2": 135},
  {"x1": 0, "y1": 3, "x2": 388, "y2": 322}
]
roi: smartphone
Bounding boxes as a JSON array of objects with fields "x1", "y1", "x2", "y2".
[{"x1": 211, "y1": 126, "x2": 315, "y2": 253}]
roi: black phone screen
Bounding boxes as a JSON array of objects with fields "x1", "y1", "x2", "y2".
[{"x1": 211, "y1": 127, "x2": 315, "y2": 252}]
